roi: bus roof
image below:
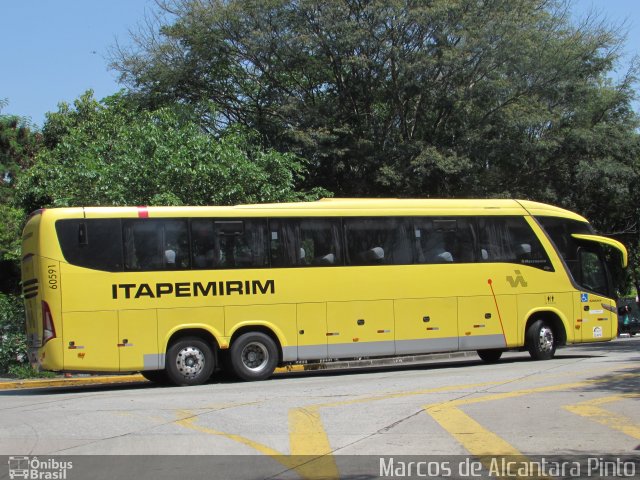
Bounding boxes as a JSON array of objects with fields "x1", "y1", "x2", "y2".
[{"x1": 34, "y1": 199, "x2": 588, "y2": 222}]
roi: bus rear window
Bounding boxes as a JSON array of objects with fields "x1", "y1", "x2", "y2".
[{"x1": 56, "y1": 219, "x2": 123, "y2": 272}]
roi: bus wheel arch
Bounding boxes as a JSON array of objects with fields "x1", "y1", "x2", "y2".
[
  {"x1": 228, "y1": 326, "x2": 282, "y2": 381},
  {"x1": 524, "y1": 312, "x2": 566, "y2": 360},
  {"x1": 164, "y1": 329, "x2": 219, "y2": 386}
]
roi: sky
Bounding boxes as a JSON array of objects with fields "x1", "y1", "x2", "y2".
[
  {"x1": 1, "y1": 0, "x2": 155, "y2": 127},
  {"x1": 1, "y1": 0, "x2": 639, "y2": 128}
]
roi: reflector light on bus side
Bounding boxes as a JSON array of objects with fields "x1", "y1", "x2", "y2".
[{"x1": 42, "y1": 301, "x2": 56, "y2": 345}]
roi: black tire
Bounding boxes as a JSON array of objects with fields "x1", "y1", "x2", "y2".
[
  {"x1": 526, "y1": 319, "x2": 556, "y2": 360},
  {"x1": 477, "y1": 349, "x2": 503, "y2": 363},
  {"x1": 229, "y1": 332, "x2": 278, "y2": 381},
  {"x1": 165, "y1": 337, "x2": 215, "y2": 386},
  {"x1": 141, "y1": 370, "x2": 171, "y2": 385}
]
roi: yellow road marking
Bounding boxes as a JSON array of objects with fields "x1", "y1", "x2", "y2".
[
  {"x1": 422, "y1": 384, "x2": 592, "y2": 479},
  {"x1": 288, "y1": 406, "x2": 340, "y2": 478},
  {"x1": 427, "y1": 405, "x2": 522, "y2": 456},
  {"x1": 288, "y1": 372, "x2": 639, "y2": 458},
  {"x1": 287, "y1": 380, "x2": 510, "y2": 455},
  {"x1": 424, "y1": 376, "x2": 639, "y2": 479},
  {"x1": 563, "y1": 394, "x2": 640, "y2": 440},
  {"x1": 426, "y1": 407, "x2": 543, "y2": 479},
  {"x1": 177, "y1": 409, "x2": 337, "y2": 479},
  {"x1": 177, "y1": 410, "x2": 284, "y2": 457},
  {"x1": 289, "y1": 407, "x2": 332, "y2": 455},
  {"x1": 171, "y1": 366, "x2": 639, "y2": 480}
]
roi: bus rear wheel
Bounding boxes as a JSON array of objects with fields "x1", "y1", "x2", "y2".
[
  {"x1": 477, "y1": 349, "x2": 503, "y2": 363},
  {"x1": 229, "y1": 332, "x2": 278, "y2": 381},
  {"x1": 526, "y1": 319, "x2": 556, "y2": 360},
  {"x1": 165, "y1": 337, "x2": 215, "y2": 386},
  {"x1": 141, "y1": 370, "x2": 171, "y2": 385}
]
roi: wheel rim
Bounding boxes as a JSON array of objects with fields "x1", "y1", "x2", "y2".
[
  {"x1": 241, "y1": 341, "x2": 269, "y2": 372},
  {"x1": 175, "y1": 346, "x2": 206, "y2": 379},
  {"x1": 537, "y1": 326, "x2": 554, "y2": 352}
]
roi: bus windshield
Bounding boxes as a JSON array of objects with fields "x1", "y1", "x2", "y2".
[{"x1": 536, "y1": 216, "x2": 625, "y2": 298}]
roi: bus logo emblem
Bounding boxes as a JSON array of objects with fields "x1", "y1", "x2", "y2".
[{"x1": 506, "y1": 270, "x2": 527, "y2": 288}]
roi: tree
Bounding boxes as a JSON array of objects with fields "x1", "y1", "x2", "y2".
[
  {"x1": 0, "y1": 100, "x2": 42, "y2": 293},
  {"x1": 0, "y1": 102, "x2": 43, "y2": 374},
  {"x1": 112, "y1": 0, "x2": 639, "y2": 196},
  {"x1": 16, "y1": 91, "x2": 324, "y2": 213},
  {"x1": 0, "y1": 99, "x2": 41, "y2": 203}
]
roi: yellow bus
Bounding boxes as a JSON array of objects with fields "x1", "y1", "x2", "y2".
[{"x1": 22, "y1": 199, "x2": 627, "y2": 385}]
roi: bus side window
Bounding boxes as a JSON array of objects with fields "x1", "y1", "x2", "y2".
[
  {"x1": 124, "y1": 221, "x2": 163, "y2": 270},
  {"x1": 477, "y1": 217, "x2": 552, "y2": 271},
  {"x1": 163, "y1": 220, "x2": 190, "y2": 269},
  {"x1": 344, "y1": 218, "x2": 413, "y2": 266},
  {"x1": 191, "y1": 220, "x2": 218, "y2": 269},
  {"x1": 216, "y1": 219, "x2": 269, "y2": 269},
  {"x1": 270, "y1": 218, "x2": 342, "y2": 267},
  {"x1": 302, "y1": 219, "x2": 342, "y2": 266},
  {"x1": 123, "y1": 220, "x2": 190, "y2": 271},
  {"x1": 413, "y1": 218, "x2": 474, "y2": 264}
]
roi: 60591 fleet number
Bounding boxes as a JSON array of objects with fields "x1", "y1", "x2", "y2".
[{"x1": 48, "y1": 265, "x2": 58, "y2": 290}]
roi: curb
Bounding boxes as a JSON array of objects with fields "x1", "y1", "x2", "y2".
[
  {"x1": 0, "y1": 351, "x2": 478, "y2": 390},
  {"x1": 0, "y1": 374, "x2": 146, "y2": 390}
]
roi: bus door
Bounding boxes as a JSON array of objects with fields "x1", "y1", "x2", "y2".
[
  {"x1": 574, "y1": 247, "x2": 613, "y2": 342},
  {"x1": 576, "y1": 292, "x2": 614, "y2": 342}
]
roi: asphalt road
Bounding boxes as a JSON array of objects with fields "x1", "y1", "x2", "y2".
[{"x1": 1, "y1": 337, "x2": 639, "y2": 479}]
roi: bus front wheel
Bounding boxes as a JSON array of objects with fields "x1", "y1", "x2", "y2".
[
  {"x1": 165, "y1": 337, "x2": 215, "y2": 386},
  {"x1": 526, "y1": 319, "x2": 556, "y2": 360},
  {"x1": 229, "y1": 332, "x2": 278, "y2": 381}
]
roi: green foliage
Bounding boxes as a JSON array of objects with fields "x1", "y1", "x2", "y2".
[
  {"x1": 0, "y1": 102, "x2": 42, "y2": 295},
  {"x1": 7, "y1": 364, "x2": 55, "y2": 379},
  {"x1": 16, "y1": 92, "x2": 325, "y2": 212},
  {"x1": 0, "y1": 109, "x2": 41, "y2": 203},
  {"x1": 0, "y1": 293, "x2": 27, "y2": 374},
  {"x1": 0, "y1": 204, "x2": 24, "y2": 263},
  {"x1": 113, "y1": 0, "x2": 639, "y2": 198}
]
